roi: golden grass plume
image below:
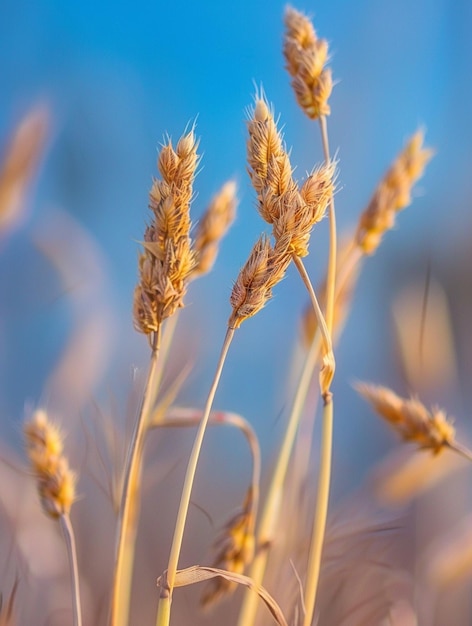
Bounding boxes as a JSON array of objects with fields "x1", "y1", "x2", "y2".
[
  {"x1": 356, "y1": 382, "x2": 456, "y2": 455},
  {"x1": 192, "y1": 180, "x2": 238, "y2": 277},
  {"x1": 355, "y1": 130, "x2": 434, "y2": 254},
  {"x1": 283, "y1": 6, "x2": 332, "y2": 119},
  {"x1": 134, "y1": 130, "x2": 198, "y2": 335},
  {"x1": 23, "y1": 409, "x2": 76, "y2": 519}
]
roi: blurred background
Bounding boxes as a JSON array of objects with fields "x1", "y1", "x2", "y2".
[
  {"x1": 0, "y1": 0, "x2": 472, "y2": 492},
  {"x1": 2, "y1": 0, "x2": 472, "y2": 479},
  {"x1": 1, "y1": 1, "x2": 472, "y2": 623}
]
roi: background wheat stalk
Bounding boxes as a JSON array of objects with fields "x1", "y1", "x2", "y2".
[
  {"x1": 23, "y1": 410, "x2": 81, "y2": 626},
  {"x1": 112, "y1": 130, "x2": 198, "y2": 626}
]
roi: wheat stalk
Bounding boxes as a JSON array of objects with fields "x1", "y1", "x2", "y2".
[
  {"x1": 282, "y1": 8, "x2": 340, "y2": 623},
  {"x1": 155, "y1": 223, "x2": 290, "y2": 626},
  {"x1": 111, "y1": 129, "x2": 198, "y2": 626},
  {"x1": 24, "y1": 410, "x2": 82, "y2": 626},
  {"x1": 355, "y1": 130, "x2": 434, "y2": 255},
  {"x1": 355, "y1": 383, "x2": 470, "y2": 457}
]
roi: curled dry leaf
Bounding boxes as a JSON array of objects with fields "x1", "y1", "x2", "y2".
[{"x1": 157, "y1": 565, "x2": 288, "y2": 626}]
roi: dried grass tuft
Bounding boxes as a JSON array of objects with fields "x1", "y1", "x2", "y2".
[
  {"x1": 355, "y1": 131, "x2": 434, "y2": 254},
  {"x1": 283, "y1": 6, "x2": 332, "y2": 119},
  {"x1": 23, "y1": 409, "x2": 76, "y2": 519},
  {"x1": 134, "y1": 130, "x2": 198, "y2": 335},
  {"x1": 192, "y1": 180, "x2": 238, "y2": 277},
  {"x1": 247, "y1": 95, "x2": 335, "y2": 258},
  {"x1": 228, "y1": 235, "x2": 291, "y2": 329},
  {"x1": 356, "y1": 383, "x2": 456, "y2": 455}
]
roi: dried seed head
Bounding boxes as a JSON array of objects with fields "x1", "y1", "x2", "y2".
[
  {"x1": 356, "y1": 383, "x2": 456, "y2": 454},
  {"x1": 247, "y1": 97, "x2": 290, "y2": 205},
  {"x1": 192, "y1": 180, "x2": 238, "y2": 277},
  {"x1": 201, "y1": 488, "x2": 256, "y2": 607},
  {"x1": 283, "y1": 6, "x2": 332, "y2": 119},
  {"x1": 24, "y1": 409, "x2": 76, "y2": 518},
  {"x1": 134, "y1": 130, "x2": 198, "y2": 335},
  {"x1": 356, "y1": 131, "x2": 434, "y2": 255},
  {"x1": 247, "y1": 93, "x2": 334, "y2": 259},
  {"x1": 273, "y1": 163, "x2": 335, "y2": 257},
  {"x1": 284, "y1": 6, "x2": 318, "y2": 52},
  {"x1": 229, "y1": 235, "x2": 291, "y2": 329}
]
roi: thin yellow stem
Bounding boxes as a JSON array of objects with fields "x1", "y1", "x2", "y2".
[
  {"x1": 319, "y1": 115, "x2": 337, "y2": 336},
  {"x1": 60, "y1": 513, "x2": 83, "y2": 626},
  {"x1": 301, "y1": 115, "x2": 337, "y2": 626},
  {"x1": 110, "y1": 328, "x2": 161, "y2": 626},
  {"x1": 302, "y1": 396, "x2": 333, "y2": 626},
  {"x1": 292, "y1": 255, "x2": 334, "y2": 394},
  {"x1": 237, "y1": 331, "x2": 322, "y2": 626},
  {"x1": 450, "y1": 441, "x2": 472, "y2": 463},
  {"x1": 335, "y1": 241, "x2": 363, "y2": 303},
  {"x1": 155, "y1": 326, "x2": 235, "y2": 626}
]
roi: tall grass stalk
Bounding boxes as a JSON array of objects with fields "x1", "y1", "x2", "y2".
[
  {"x1": 237, "y1": 331, "x2": 322, "y2": 626},
  {"x1": 302, "y1": 116, "x2": 337, "y2": 626},
  {"x1": 155, "y1": 326, "x2": 235, "y2": 626},
  {"x1": 60, "y1": 513, "x2": 83, "y2": 626},
  {"x1": 111, "y1": 329, "x2": 161, "y2": 626}
]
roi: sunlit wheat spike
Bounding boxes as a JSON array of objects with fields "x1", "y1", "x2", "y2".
[
  {"x1": 273, "y1": 163, "x2": 335, "y2": 257},
  {"x1": 355, "y1": 130, "x2": 434, "y2": 254},
  {"x1": 201, "y1": 487, "x2": 256, "y2": 607},
  {"x1": 192, "y1": 180, "x2": 238, "y2": 277},
  {"x1": 355, "y1": 383, "x2": 456, "y2": 454},
  {"x1": 134, "y1": 130, "x2": 198, "y2": 335},
  {"x1": 24, "y1": 409, "x2": 76, "y2": 518},
  {"x1": 246, "y1": 96, "x2": 297, "y2": 224},
  {"x1": 283, "y1": 6, "x2": 332, "y2": 119},
  {"x1": 228, "y1": 235, "x2": 291, "y2": 329}
]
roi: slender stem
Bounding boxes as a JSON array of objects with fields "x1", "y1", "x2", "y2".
[
  {"x1": 155, "y1": 408, "x2": 261, "y2": 535},
  {"x1": 302, "y1": 396, "x2": 333, "y2": 626},
  {"x1": 292, "y1": 255, "x2": 334, "y2": 393},
  {"x1": 237, "y1": 331, "x2": 322, "y2": 626},
  {"x1": 111, "y1": 328, "x2": 162, "y2": 626},
  {"x1": 60, "y1": 513, "x2": 83, "y2": 626},
  {"x1": 319, "y1": 115, "x2": 337, "y2": 335},
  {"x1": 155, "y1": 326, "x2": 235, "y2": 626},
  {"x1": 301, "y1": 116, "x2": 338, "y2": 626},
  {"x1": 450, "y1": 441, "x2": 472, "y2": 463}
]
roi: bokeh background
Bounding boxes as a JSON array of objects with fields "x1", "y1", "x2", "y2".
[
  {"x1": 2, "y1": 1, "x2": 472, "y2": 622},
  {"x1": 0, "y1": 0, "x2": 472, "y2": 626}
]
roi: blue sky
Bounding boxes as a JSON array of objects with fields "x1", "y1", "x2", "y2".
[{"x1": 1, "y1": 0, "x2": 472, "y2": 485}]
